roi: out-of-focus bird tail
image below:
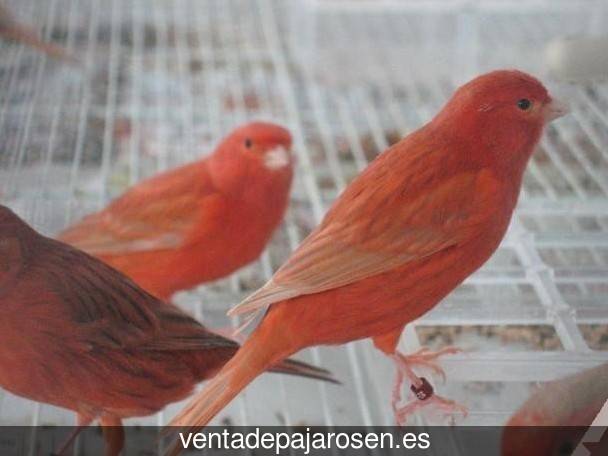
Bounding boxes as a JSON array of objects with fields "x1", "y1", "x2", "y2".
[
  {"x1": 163, "y1": 330, "x2": 291, "y2": 456},
  {"x1": 0, "y1": 21, "x2": 80, "y2": 65}
]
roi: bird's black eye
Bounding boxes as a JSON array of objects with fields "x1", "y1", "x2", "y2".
[
  {"x1": 517, "y1": 99, "x2": 532, "y2": 111},
  {"x1": 244, "y1": 138, "x2": 253, "y2": 148}
]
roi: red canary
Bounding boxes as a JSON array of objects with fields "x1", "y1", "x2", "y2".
[
  {"x1": 59, "y1": 122, "x2": 294, "y2": 300},
  {"x1": 0, "y1": 206, "x2": 334, "y2": 456},
  {"x1": 502, "y1": 362, "x2": 608, "y2": 456},
  {"x1": 167, "y1": 70, "x2": 569, "y2": 440}
]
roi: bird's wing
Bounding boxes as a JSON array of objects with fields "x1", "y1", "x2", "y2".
[
  {"x1": 58, "y1": 162, "x2": 225, "y2": 255},
  {"x1": 230, "y1": 168, "x2": 497, "y2": 317},
  {"x1": 37, "y1": 240, "x2": 237, "y2": 353}
]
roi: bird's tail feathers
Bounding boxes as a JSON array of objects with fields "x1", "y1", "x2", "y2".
[
  {"x1": 270, "y1": 357, "x2": 338, "y2": 384},
  {"x1": 2, "y1": 22, "x2": 79, "y2": 65},
  {"x1": 163, "y1": 330, "x2": 289, "y2": 456}
]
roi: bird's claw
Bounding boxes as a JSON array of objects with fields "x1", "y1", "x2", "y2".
[
  {"x1": 390, "y1": 346, "x2": 465, "y2": 426},
  {"x1": 434, "y1": 395, "x2": 469, "y2": 421},
  {"x1": 395, "y1": 346, "x2": 461, "y2": 383},
  {"x1": 395, "y1": 393, "x2": 468, "y2": 426},
  {"x1": 414, "y1": 359, "x2": 447, "y2": 382}
]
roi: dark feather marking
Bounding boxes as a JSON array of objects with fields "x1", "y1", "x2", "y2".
[
  {"x1": 97, "y1": 329, "x2": 124, "y2": 349},
  {"x1": 114, "y1": 282, "x2": 156, "y2": 320},
  {"x1": 150, "y1": 335, "x2": 238, "y2": 351},
  {"x1": 79, "y1": 260, "x2": 150, "y2": 322},
  {"x1": 70, "y1": 270, "x2": 113, "y2": 322},
  {"x1": 78, "y1": 265, "x2": 135, "y2": 324},
  {"x1": 117, "y1": 389, "x2": 148, "y2": 400},
  {"x1": 159, "y1": 310, "x2": 201, "y2": 326},
  {"x1": 108, "y1": 356, "x2": 153, "y2": 380},
  {"x1": 114, "y1": 355, "x2": 186, "y2": 390},
  {"x1": 44, "y1": 265, "x2": 99, "y2": 323},
  {"x1": 46, "y1": 240, "x2": 157, "y2": 328},
  {"x1": 65, "y1": 273, "x2": 106, "y2": 323}
]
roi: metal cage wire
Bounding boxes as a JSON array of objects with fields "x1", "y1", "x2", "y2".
[{"x1": 0, "y1": 0, "x2": 607, "y2": 451}]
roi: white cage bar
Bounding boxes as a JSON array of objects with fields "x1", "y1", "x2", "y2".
[{"x1": 0, "y1": 0, "x2": 607, "y2": 453}]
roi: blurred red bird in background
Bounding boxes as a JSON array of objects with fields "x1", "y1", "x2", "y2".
[
  {"x1": 166, "y1": 70, "x2": 570, "y2": 442},
  {"x1": 502, "y1": 362, "x2": 608, "y2": 456},
  {"x1": 59, "y1": 122, "x2": 294, "y2": 301},
  {"x1": 0, "y1": 206, "x2": 334, "y2": 456},
  {"x1": 0, "y1": 2, "x2": 78, "y2": 64}
]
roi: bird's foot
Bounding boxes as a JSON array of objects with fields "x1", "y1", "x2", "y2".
[
  {"x1": 51, "y1": 415, "x2": 92, "y2": 455},
  {"x1": 390, "y1": 347, "x2": 464, "y2": 425},
  {"x1": 395, "y1": 346, "x2": 461, "y2": 382},
  {"x1": 395, "y1": 387, "x2": 468, "y2": 426},
  {"x1": 389, "y1": 346, "x2": 460, "y2": 405}
]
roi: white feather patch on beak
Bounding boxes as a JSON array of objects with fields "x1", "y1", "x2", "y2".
[{"x1": 263, "y1": 146, "x2": 290, "y2": 170}]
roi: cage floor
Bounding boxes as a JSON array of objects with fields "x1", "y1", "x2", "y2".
[{"x1": 0, "y1": 0, "x2": 607, "y2": 447}]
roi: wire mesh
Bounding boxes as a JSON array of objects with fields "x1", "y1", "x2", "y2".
[{"x1": 0, "y1": 0, "x2": 607, "y2": 443}]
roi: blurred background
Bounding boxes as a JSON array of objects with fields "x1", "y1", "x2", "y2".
[{"x1": 0, "y1": 0, "x2": 607, "y2": 447}]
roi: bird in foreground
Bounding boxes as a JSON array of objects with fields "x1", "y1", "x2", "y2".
[
  {"x1": 0, "y1": 3, "x2": 79, "y2": 64},
  {"x1": 502, "y1": 362, "x2": 608, "y2": 456},
  {"x1": 59, "y1": 122, "x2": 294, "y2": 301},
  {"x1": 166, "y1": 70, "x2": 569, "y2": 444},
  {"x1": 0, "y1": 206, "x2": 334, "y2": 456}
]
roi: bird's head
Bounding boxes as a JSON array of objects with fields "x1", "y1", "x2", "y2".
[
  {"x1": 209, "y1": 121, "x2": 294, "y2": 196},
  {"x1": 433, "y1": 70, "x2": 568, "y2": 174},
  {"x1": 216, "y1": 121, "x2": 293, "y2": 170}
]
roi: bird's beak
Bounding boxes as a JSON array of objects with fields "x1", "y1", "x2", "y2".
[
  {"x1": 543, "y1": 98, "x2": 570, "y2": 122},
  {"x1": 263, "y1": 146, "x2": 291, "y2": 170}
]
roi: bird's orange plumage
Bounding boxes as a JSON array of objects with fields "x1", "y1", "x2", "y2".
[
  {"x1": 0, "y1": 206, "x2": 334, "y2": 456},
  {"x1": 166, "y1": 70, "x2": 569, "y2": 444},
  {"x1": 59, "y1": 122, "x2": 293, "y2": 300}
]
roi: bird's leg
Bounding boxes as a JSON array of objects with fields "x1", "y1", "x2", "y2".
[
  {"x1": 396, "y1": 346, "x2": 462, "y2": 382},
  {"x1": 394, "y1": 380, "x2": 468, "y2": 426},
  {"x1": 390, "y1": 348, "x2": 467, "y2": 425},
  {"x1": 100, "y1": 415, "x2": 125, "y2": 456},
  {"x1": 52, "y1": 413, "x2": 93, "y2": 455}
]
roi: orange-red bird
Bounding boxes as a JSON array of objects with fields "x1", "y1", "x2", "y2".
[
  {"x1": 0, "y1": 3, "x2": 78, "y2": 64},
  {"x1": 59, "y1": 122, "x2": 294, "y2": 300},
  {"x1": 167, "y1": 70, "x2": 569, "y2": 442},
  {"x1": 502, "y1": 362, "x2": 608, "y2": 456},
  {"x1": 0, "y1": 205, "x2": 334, "y2": 456}
]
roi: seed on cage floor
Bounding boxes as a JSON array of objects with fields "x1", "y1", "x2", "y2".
[{"x1": 579, "y1": 324, "x2": 608, "y2": 350}]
